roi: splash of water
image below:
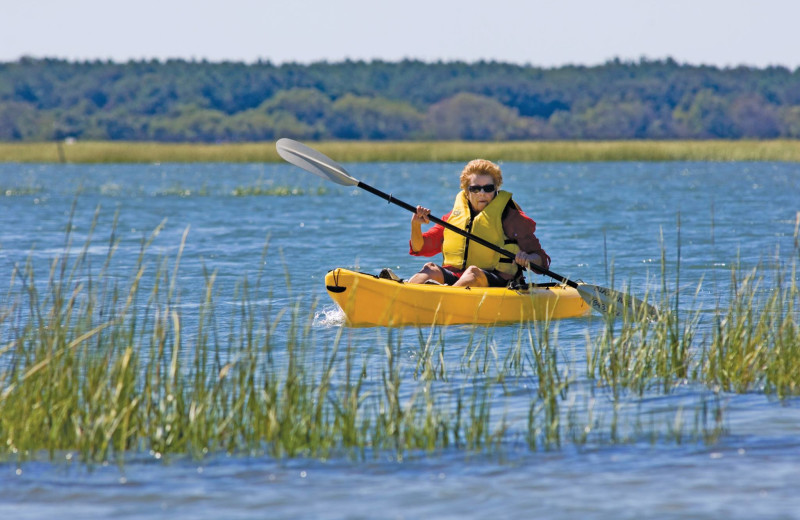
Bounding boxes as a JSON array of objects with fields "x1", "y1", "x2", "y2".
[{"x1": 314, "y1": 305, "x2": 346, "y2": 327}]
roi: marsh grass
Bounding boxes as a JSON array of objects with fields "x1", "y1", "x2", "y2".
[
  {"x1": 1, "y1": 186, "x2": 44, "y2": 196},
  {"x1": 153, "y1": 183, "x2": 328, "y2": 197},
  {"x1": 1, "y1": 214, "x2": 798, "y2": 466},
  {"x1": 0, "y1": 214, "x2": 507, "y2": 463},
  {"x1": 2, "y1": 139, "x2": 800, "y2": 164},
  {"x1": 1, "y1": 180, "x2": 327, "y2": 198},
  {"x1": 702, "y1": 261, "x2": 800, "y2": 397},
  {"x1": 230, "y1": 185, "x2": 329, "y2": 197},
  {"x1": 583, "y1": 222, "x2": 800, "y2": 403},
  {"x1": 155, "y1": 183, "x2": 210, "y2": 197}
]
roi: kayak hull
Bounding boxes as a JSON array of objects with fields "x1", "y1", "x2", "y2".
[{"x1": 324, "y1": 268, "x2": 591, "y2": 327}]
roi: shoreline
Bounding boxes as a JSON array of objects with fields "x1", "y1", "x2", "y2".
[{"x1": 1, "y1": 139, "x2": 800, "y2": 163}]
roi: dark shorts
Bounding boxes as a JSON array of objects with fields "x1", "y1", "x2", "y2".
[{"x1": 440, "y1": 266, "x2": 510, "y2": 287}]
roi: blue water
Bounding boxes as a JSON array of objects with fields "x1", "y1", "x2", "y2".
[{"x1": 1, "y1": 160, "x2": 800, "y2": 519}]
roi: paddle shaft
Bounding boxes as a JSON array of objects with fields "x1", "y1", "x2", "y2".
[{"x1": 356, "y1": 180, "x2": 579, "y2": 288}]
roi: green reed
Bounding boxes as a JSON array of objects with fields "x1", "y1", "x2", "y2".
[
  {"x1": 583, "y1": 237, "x2": 800, "y2": 402},
  {"x1": 2, "y1": 139, "x2": 800, "y2": 164},
  {"x1": 230, "y1": 184, "x2": 329, "y2": 196},
  {"x1": 2, "y1": 213, "x2": 797, "y2": 465},
  {"x1": 1, "y1": 186, "x2": 44, "y2": 196},
  {"x1": 0, "y1": 214, "x2": 501, "y2": 463},
  {"x1": 702, "y1": 261, "x2": 800, "y2": 397}
]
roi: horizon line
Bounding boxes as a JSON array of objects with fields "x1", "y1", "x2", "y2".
[{"x1": 5, "y1": 54, "x2": 799, "y2": 72}]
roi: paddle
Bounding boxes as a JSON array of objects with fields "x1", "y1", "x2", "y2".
[{"x1": 275, "y1": 138, "x2": 658, "y2": 318}]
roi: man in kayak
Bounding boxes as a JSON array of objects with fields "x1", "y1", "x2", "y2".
[{"x1": 407, "y1": 159, "x2": 549, "y2": 288}]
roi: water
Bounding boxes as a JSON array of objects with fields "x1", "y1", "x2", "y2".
[{"x1": 1, "y1": 160, "x2": 800, "y2": 519}]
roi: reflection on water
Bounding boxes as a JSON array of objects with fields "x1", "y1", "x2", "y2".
[{"x1": 1, "y1": 160, "x2": 799, "y2": 519}]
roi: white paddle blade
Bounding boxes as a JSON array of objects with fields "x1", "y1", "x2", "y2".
[
  {"x1": 276, "y1": 138, "x2": 358, "y2": 187},
  {"x1": 577, "y1": 284, "x2": 659, "y2": 319}
]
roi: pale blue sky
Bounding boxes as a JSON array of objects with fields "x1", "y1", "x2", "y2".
[{"x1": 3, "y1": 0, "x2": 799, "y2": 69}]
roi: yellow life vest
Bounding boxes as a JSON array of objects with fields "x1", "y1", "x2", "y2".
[{"x1": 441, "y1": 190, "x2": 520, "y2": 277}]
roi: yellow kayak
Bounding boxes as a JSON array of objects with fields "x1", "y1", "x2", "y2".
[{"x1": 325, "y1": 268, "x2": 591, "y2": 327}]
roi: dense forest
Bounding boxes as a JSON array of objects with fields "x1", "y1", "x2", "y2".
[{"x1": 2, "y1": 57, "x2": 800, "y2": 142}]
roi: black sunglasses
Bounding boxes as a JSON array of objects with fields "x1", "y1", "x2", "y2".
[{"x1": 467, "y1": 183, "x2": 496, "y2": 193}]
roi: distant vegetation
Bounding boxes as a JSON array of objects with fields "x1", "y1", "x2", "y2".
[
  {"x1": 2, "y1": 57, "x2": 800, "y2": 142},
  {"x1": 4, "y1": 139, "x2": 800, "y2": 163}
]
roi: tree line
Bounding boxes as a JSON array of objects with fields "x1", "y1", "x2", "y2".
[{"x1": 1, "y1": 57, "x2": 799, "y2": 142}]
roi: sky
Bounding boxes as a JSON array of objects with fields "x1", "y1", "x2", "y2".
[{"x1": 3, "y1": 0, "x2": 800, "y2": 69}]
